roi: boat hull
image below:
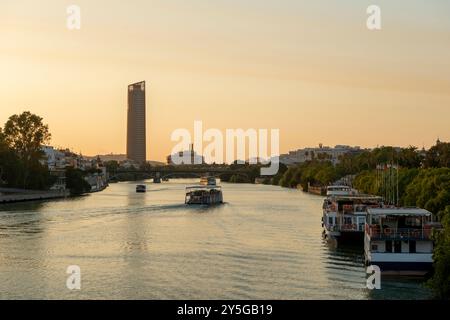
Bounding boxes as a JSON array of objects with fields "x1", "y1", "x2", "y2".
[
  {"x1": 338, "y1": 231, "x2": 364, "y2": 244},
  {"x1": 366, "y1": 261, "x2": 432, "y2": 276},
  {"x1": 365, "y1": 252, "x2": 433, "y2": 276}
]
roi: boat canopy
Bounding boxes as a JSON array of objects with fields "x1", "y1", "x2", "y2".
[
  {"x1": 186, "y1": 185, "x2": 222, "y2": 191},
  {"x1": 367, "y1": 207, "x2": 432, "y2": 216}
]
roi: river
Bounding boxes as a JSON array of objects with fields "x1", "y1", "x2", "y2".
[{"x1": 0, "y1": 180, "x2": 431, "y2": 299}]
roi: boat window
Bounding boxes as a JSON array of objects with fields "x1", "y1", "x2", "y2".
[
  {"x1": 385, "y1": 240, "x2": 393, "y2": 253},
  {"x1": 409, "y1": 240, "x2": 417, "y2": 253},
  {"x1": 371, "y1": 244, "x2": 378, "y2": 252},
  {"x1": 344, "y1": 217, "x2": 352, "y2": 225},
  {"x1": 328, "y1": 217, "x2": 333, "y2": 225}
]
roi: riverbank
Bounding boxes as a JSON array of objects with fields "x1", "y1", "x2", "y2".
[
  {"x1": 0, "y1": 188, "x2": 70, "y2": 204},
  {"x1": 0, "y1": 184, "x2": 109, "y2": 204}
]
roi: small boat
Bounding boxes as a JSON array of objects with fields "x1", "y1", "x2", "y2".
[
  {"x1": 136, "y1": 185, "x2": 146, "y2": 193},
  {"x1": 364, "y1": 207, "x2": 442, "y2": 276}
]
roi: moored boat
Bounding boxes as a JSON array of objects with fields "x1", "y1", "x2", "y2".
[
  {"x1": 322, "y1": 193, "x2": 382, "y2": 243},
  {"x1": 364, "y1": 207, "x2": 442, "y2": 276}
]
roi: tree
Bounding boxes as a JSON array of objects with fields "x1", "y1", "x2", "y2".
[
  {"x1": 424, "y1": 141, "x2": 450, "y2": 168},
  {"x1": 398, "y1": 146, "x2": 423, "y2": 168},
  {"x1": 105, "y1": 160, "x2": 119, "y2": 174},
  {"x1": 402, "y1": 168, "x2": 450, "y2": 215},
  {"x1": 3, "y1": 111, "x2": 51, "y2": 188},
  {"x1": 65, "y1": 168, "x2": 91, "y2": 195},
  {"x1": 3, "y1": 111, "x2": 51, "y2": 158},
  {"x1": 428, "y1": 206, "x2": 450, "y2": 299}
]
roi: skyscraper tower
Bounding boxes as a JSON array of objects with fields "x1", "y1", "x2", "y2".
[{"x1": 127, "y1": 81, "x2": 146, "y2": 164}]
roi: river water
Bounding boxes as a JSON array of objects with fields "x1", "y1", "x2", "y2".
[{"x1": 0, "y1": 180, "x2": 431, "y2": 299}]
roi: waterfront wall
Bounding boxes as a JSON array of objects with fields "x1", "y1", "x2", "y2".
[{"x1": 0, "y1": 189, "x2": 70, "y2": 204}]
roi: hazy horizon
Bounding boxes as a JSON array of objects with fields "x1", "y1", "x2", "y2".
[{"x1": 1, "y1": 0, "x2": 449, "y2": 161}]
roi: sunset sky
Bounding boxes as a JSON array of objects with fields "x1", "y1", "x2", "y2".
[{"x1": 1, "y1": 0, "x2": 449, "y2": 161}]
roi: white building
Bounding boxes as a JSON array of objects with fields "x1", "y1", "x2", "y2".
[{"x1": 41, "y1": 146, "x2": 66, "y2": 170}]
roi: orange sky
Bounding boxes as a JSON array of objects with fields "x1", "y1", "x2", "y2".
[{"x1": 1, "y1": 0, "x2": 449, "y2": 161}]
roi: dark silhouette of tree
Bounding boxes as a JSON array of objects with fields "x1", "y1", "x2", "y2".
[
  {"x1": 424, "y1": 140, "x2": 450, "y2": 168},
  {"x1": 1, "y1": 112, "x2": 52, "y2": 189}
]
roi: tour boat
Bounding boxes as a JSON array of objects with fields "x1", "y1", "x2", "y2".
[
  {"x1": 136, "y1": 184, "x2": 146, "y2": 193},
  {"x1": 364, "y1": 207, "x2": 442, "y2": 276},
  {"x1": 322, "y1": 194, "x2": 382, "y2": 243},
  {"x1": 185, "y1": 177, "x2": 223, "y2": 205}
]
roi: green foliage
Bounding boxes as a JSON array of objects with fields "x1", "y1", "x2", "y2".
[
  {"x1": 428, "y1": 206, "x2": 450, "y2": 299},
  {"x1": 65, "y1": 168, "x2": 91, "y2": 195},
  {"x1": 278, "y1": 161, "x2": 339, "y2": 189},
  {"x1": 229, "y1": 174, "x2": 249, "y2": 183},
  {"x1": 224, "y1": 162, "x2": 287, "y2": 185},
  {"x1": 402, "y1": 168, "x2": 450, "y2": 215},
  {"x1": 423, "y1": 141, "x2": 450, "y2": 168},
  {"x1": 352, "y1": 168, "x2": 421, "y2": 203},
  {"x1": 353, "y1": 170, "x2": 378, "y2": 195}
]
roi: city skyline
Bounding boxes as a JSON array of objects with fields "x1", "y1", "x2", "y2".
[{"x1": 1, "y1": 0, "x2": 449, "y2": 161}]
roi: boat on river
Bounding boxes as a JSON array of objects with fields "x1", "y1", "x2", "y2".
[
  {"x1": 136, "y1": 184, "x2": 146, "y2": 193},
  {"x1": 185, "y1": 177, "x2": 223, "y2": 205},
  {"x1": 322, "y1": 192, "x2": 383, "y2": 243},
  {"x1": 364, "y1": 207, "x2": 442, "y2": 276}
]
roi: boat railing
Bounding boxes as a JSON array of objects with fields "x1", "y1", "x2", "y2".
[{"x1": 367, "y1": 226, "x2": 441, "y2": 240}]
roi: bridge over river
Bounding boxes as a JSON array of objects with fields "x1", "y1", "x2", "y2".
[{"x1": 110, "y1": 166, "x2": 254, "y2": 181}]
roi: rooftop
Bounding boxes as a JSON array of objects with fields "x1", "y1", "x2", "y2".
[{"x1": 367, "y1": 207, "x2": 432, "y2": 216}]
